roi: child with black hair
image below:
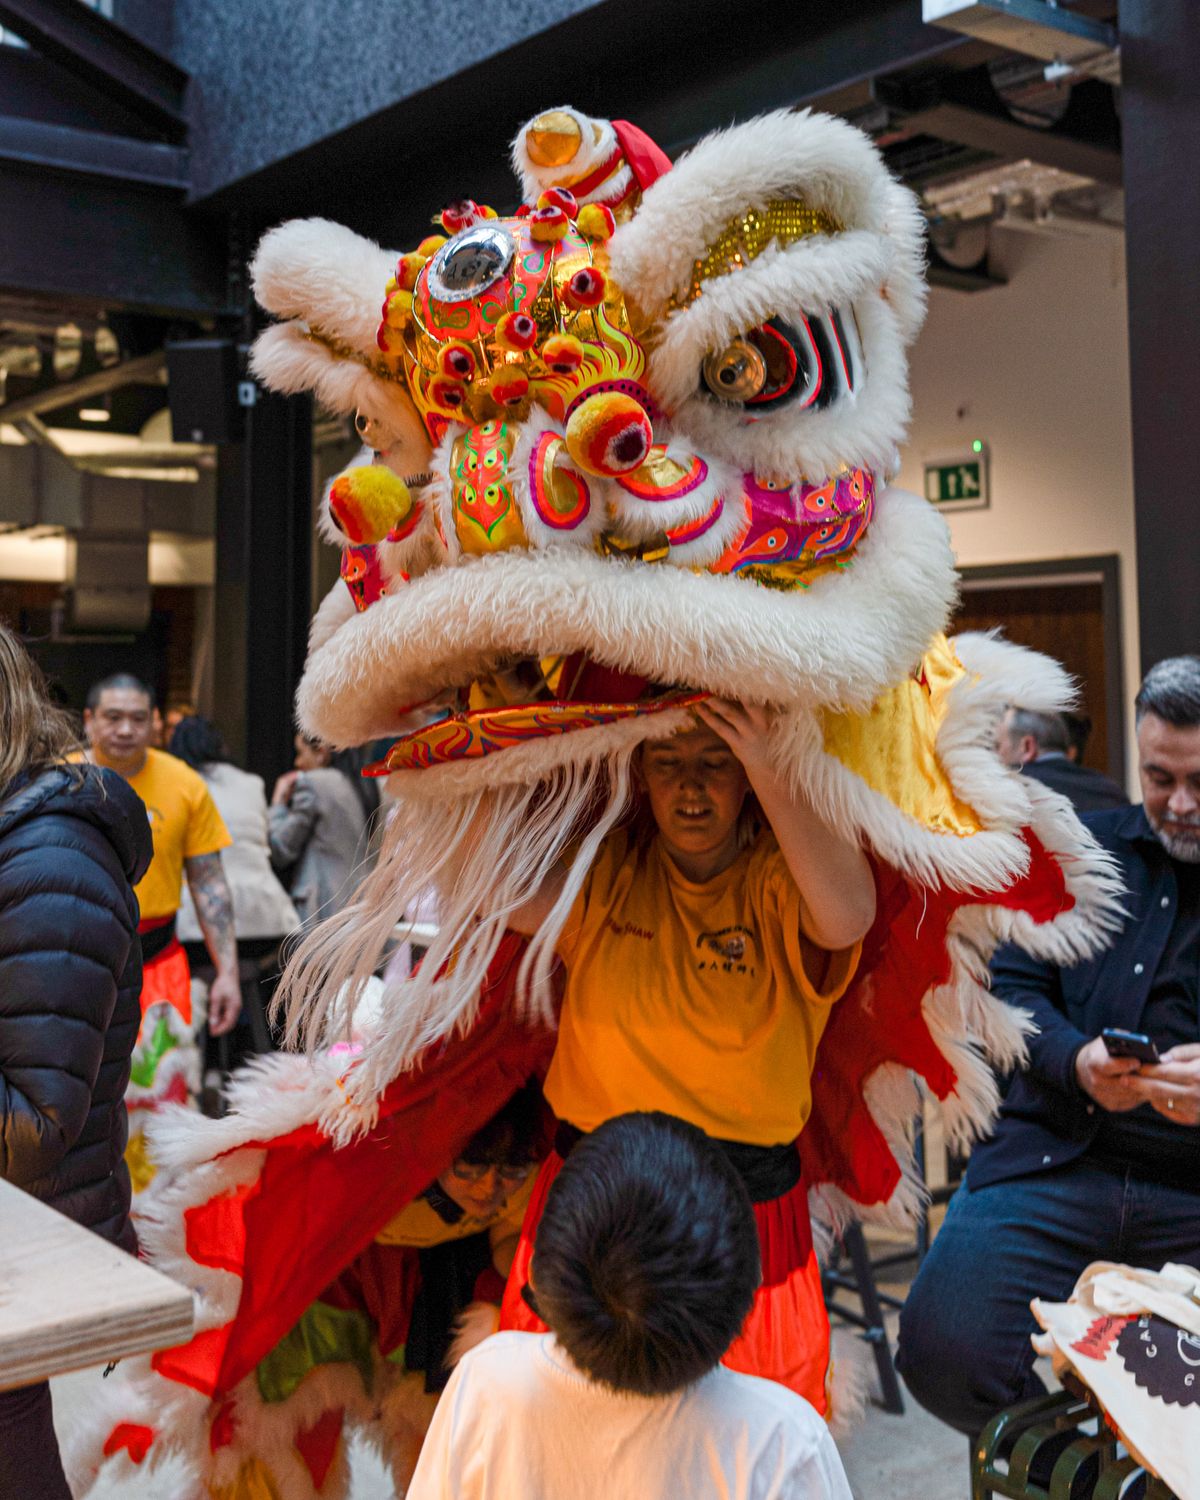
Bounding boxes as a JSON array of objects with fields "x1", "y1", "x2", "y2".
[{"x1": 407, "y1": 1112, "x2": 852, "y2": 1499}]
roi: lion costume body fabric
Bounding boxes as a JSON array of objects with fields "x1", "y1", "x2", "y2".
[{"x1": 70, "y1": 106, "x2": 1121, "y2": 1499}]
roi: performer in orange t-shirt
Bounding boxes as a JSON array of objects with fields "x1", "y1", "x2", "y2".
[
  {"x1": 83, "y1": 673, "x2": 237, "y2": 1200},
  {"x1": 501, "y1": 699, "x2": 875, "y2": 1414}
]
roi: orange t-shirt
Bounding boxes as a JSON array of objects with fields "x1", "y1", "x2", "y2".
[
  {"x1": 545, "y1": 831, "x2": 860, "y2": 1146},
  {"x1": 88, "y1": 748, "x2": 231, "y2": 920}
]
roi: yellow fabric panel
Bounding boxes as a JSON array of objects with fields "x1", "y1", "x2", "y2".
[
  {"x1": 102, "y1": 748, "x2": 232, "y2": 919},
  {"x1": 820, "y1": 634, "x2": 983, "y2": 839},
  {"x1": 123, "y1": 1129, "x2": 157, "y2": 1195},
  {"x1": 374, "y1": 1175, "x2": 532, "y2": 1248},
  {"x1": 546, "y1": 831, "x2": 859, "y2": 1146}
]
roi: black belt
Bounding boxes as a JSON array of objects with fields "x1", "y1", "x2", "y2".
[
  {"x1": 554, "y1": 1121, "x2": 801, "y2": 1204},
  {"x1": 139, "y1": 916, "x2": 177, "y2": 965}
]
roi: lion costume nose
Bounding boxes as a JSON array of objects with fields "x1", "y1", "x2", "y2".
[{"x1": 565, "y1": 391, "x2": 652, "y2": 477}]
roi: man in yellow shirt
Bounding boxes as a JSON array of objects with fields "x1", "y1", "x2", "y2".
[{"x1": 83, "y1": 674, "x2": 240, "y2": 1196}]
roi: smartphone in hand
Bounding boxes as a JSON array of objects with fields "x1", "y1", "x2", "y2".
[{"x1": 1101, "y1": 1028, "x2": 1161, "y2": 1065}]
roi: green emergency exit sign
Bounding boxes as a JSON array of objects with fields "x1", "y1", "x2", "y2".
[{"x1": 924, "y1": 447, "x2": 989, "y2": 510}]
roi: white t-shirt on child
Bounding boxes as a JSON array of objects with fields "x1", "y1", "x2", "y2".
[{"x1": 406, "y1": 1331, "x2": 853, "y2": 1500}]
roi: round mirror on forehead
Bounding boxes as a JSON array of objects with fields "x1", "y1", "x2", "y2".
[{"x1": 426, "y1": 224, "x2": 515, "y2": 304}]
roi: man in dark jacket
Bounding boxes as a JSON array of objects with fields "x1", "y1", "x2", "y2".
[
  {"x1": 897, "y1": 657, "x2": 1200, "y2": 1438},
  {"x1": 996, "y1": 704, "x2": 1128, "y2": 813},
  {"x1": 0, "y1": 761, "x2": 152, "y2": 1497}
]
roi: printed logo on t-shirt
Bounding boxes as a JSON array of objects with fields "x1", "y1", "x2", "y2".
[
  {"x1": 604, "y1": 917, "x2": 655, "y2": 942},
  {"x1": 696, "y1": 925, "x2": 758, "y2": 975}
]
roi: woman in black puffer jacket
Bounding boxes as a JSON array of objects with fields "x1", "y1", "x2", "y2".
[{"x1": 0, "y1": 627, "x2": 151, "y2": 1500}]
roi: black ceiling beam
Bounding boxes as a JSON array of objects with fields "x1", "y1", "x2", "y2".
[
  {"x1": 0, "y1": 0, "x2": 187, "y2": 140},
  {"x1": 188, "y1": 0, "x2": 968, "y2": 242},
  {"x1": 0, "y1": 115, "x2": 189, "y2": 189},
  {"x1": 879, "y1": 66, "x2": 1122, "y2": 186},
  {"x1": 0, "y1": 162, "x2": 229, "y2": 317},
  {"x1": 0, "y1": 46, "x2": 161, "y2": 139}
]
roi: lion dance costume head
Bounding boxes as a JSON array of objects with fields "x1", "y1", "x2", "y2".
[{"x1": 70, "y1": 106, "x2": 1119, "y2": 1499}]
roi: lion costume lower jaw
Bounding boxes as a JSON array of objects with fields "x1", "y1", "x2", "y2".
[{"x1": 295, "y1": 484, "x2": 957, "y2": 748}]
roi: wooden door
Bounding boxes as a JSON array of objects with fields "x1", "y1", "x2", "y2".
[{"x1": 951, "y1": 558, "x2": 1124, "y2": 780}]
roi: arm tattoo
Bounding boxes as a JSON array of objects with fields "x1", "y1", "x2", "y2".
[{"x1": 185, "y1": 852, "x2": 237, "y2": 973}]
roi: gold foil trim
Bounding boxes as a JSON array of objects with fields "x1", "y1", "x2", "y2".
[
  {"x1": 301, "y1": 325, "x2": 404, "y2": 382},
  {"x1": 666, "y1": 198, "x2": 843, "y2": 313}
]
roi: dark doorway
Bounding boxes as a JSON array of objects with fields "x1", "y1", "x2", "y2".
[
  {"x1": 952, "y1": 555, "x2": 1125, "y2": 785},
  {"x1": 0, "y1": 581, "x2": 198, "y2": 719}
]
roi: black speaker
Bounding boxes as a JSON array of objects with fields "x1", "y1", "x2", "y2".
[{"x1": 166, "y1": 339, "x2": 243, "y2": 445}]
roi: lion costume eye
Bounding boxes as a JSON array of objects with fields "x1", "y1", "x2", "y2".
[
  {"x1": 700, "y1": 310, "x2": 864, "y2": 412},
  {"x1": 702, "y1": 338, "x2": 768, "y2": 400}
]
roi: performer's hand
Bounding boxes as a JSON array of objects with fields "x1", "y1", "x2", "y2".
[
  {"x1": 1074, "y1": 1036, "x2": 1144, "y2": 1112},
  {"x1": 207, "y1": 970, "x2": 243, "y2": 1037},
  {"x1": 1129, "y1": 1043, "x2": 1200, "y2": 1126},
  {"x1": 692, "y1": 698, "x2": 775, "y2": 779},
  {"x1": 271, "y1": 770, "x2": 299, "y2": 806}
]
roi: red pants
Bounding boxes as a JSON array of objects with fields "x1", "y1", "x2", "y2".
[{"x1": 499, "y1": 1148, "x2": 831, "y2": 1415}]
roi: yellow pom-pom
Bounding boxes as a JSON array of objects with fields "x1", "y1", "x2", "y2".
[
  {"x1": 417, "y1": 234, "x2": 447, "y2": 258},
  {"x1": 529, "y1": 206, "x2": 569, "y2": 242},
  {"x1": 376, "y1": 323, "x2": 405, "y2": 358},
  {"x1": 565, "y1": 391, "x2": 652, "y2": 477},
  {"x1": 328, "y1": 466, "x2": 414, "y2": 545},
  {"x1": 397, "y1": 253, "x2": 427, "y2": 292},
  {"x1": 487, "y1": 368, "x2": 530, "y2": 407},
  {"x1": 384, "y1": 274, "x2": 399, "y2": 294},
  {"x1": 384, "y1": 290, "x2": 413, "y2": 329},
  {"x1": 577, "y1": 203, "x2": 616, "y2": 242},
  {"x1": 543, "y1": 334, "x2": 585, "y2": 374}
]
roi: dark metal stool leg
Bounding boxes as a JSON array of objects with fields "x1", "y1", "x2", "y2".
[{"x1": 844, "y1": 1222, "x2": 906, "y2": 1414}]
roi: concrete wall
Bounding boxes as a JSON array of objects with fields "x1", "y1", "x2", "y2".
[
  {"x1": 170, "y1": 0, "x2": 599, "y2": 199},
  {"x1": 896, "y1": 224, "x2": 1139, "y2": 780}
]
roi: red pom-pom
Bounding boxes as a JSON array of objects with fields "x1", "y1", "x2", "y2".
[
  {"x1": 565, "y1": 267, "x2": 607, "y2": 309},
  {"x1": 439, "y1": 342, "x2": 476, "y2": 381},
  {"x1": 440, "y1": 199, "x2": 479, "y2": 234},
  {"x1": 537, "y1": 187, "x2": 578, "y2": 218},
  {"x1": 429, "y1": 377, "x2": 467, "y2": 411},
  {"x1": 496, "y1": 312, "x2": 538, "y2": 352}
]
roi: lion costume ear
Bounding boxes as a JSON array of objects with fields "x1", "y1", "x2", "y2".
[
  {"x1": 609, "y1": 108, "x2": 927, "y2": 482},
  {"x1": 249, "y1": 217, "x2": 424, "y2": 443}
]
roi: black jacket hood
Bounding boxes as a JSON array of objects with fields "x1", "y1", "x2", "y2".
[{"x1": 0, "y1": 764, "x2": 152, "y2": 888}]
